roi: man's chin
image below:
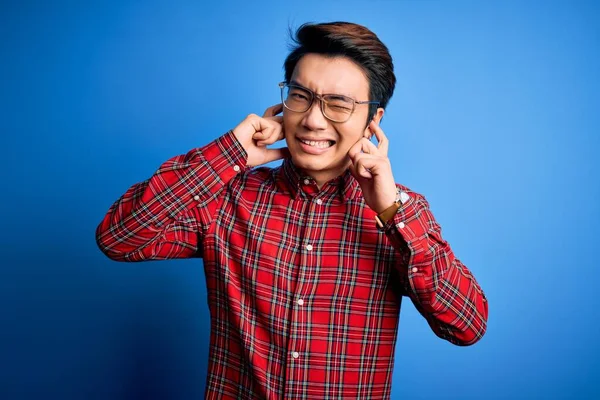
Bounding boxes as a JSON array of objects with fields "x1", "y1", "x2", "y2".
[{"x1": 290, "y1": 152, "x2": 320, "y2": 167}]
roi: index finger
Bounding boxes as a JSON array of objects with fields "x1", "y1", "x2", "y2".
[
  {"x1": 346, "y1": 137, "x2": 372, "y2": 163},
  {"x1": 263, "y1": 103, "x2": 284, "y2": 118},
  {"x1": 369, "y1": 120, "x2": 389, "y2": 157}
]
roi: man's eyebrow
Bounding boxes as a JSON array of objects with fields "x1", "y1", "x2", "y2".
[
  {"x1": 289, "y1": 79, "x2": 354, "y2": 99},
  {"x1": 289, "y1": 79, "x2": 308, "y2": 89}
]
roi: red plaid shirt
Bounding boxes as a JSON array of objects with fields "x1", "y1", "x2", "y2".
[{"x1": 96, "y1": 130, "x2": 488, "y2": 399}]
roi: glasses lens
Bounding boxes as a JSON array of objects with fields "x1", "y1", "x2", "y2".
[
  {"x1": 323, "y1": 95, "x2": 354, "y2": 122},
  {"x1": 283, "y1": 85, "x2": 312, "y2": 112}
]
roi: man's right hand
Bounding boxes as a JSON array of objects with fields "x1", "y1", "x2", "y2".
[{"x1": 232, "y1": 104, "x2": 289, "y2": 167}]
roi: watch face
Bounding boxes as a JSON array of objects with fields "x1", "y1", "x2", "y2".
[
  {"x1": 394, "y1": 188, "x2": 405, "y2": 204},
  {"x1": 399, "y1": 191, "x2": 410, "y2": 204}
]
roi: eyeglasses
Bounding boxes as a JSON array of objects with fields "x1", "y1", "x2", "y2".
[{"x1": 279, "y1": 81, "x2": 379, "y2": 123}]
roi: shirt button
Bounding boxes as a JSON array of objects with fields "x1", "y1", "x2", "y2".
[
  {"x1": 315, "y1": 199, "x2": 323, "y2": 205},
  {"x1": 292, "y1": 351, "x2": 300, "y2": 359},
  {"x1": 297, "y1": 299, "x2": 304, "y2": 306},
  {"x1": 303, "y1": 178, "x2": 310, "y2": 185},
  {"x1": 412, "y1": 267, "x2": 418, "y2": 273},
  {"x1": 305, "y1": 244, "x2": 313, "y2": 251},
  {"x1": 398, "y1": 222, "x2": 405, "y2": 229},
  {"x1": 233, "y1": 165, "x2": 240, "y2": 172},
  {"x1": 193, "y1": 195, "x2": 200, "y2": 201}
]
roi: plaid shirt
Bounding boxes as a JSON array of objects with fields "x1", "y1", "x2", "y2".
[{"x1": 96, "y1": 130, "x2": 488, "y2": 399}]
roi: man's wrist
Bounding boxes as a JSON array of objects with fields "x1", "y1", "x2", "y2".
[{"x1": 375, "y1": 187, "x2": 410, "y2": 229}]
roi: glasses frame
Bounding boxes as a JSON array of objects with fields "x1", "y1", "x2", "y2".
[{"x1": 279, "y1": 81, "x2": 380, "y2": 123}]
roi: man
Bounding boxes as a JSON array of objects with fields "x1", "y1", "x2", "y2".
[{"x1": 97, "y1": 21, "x2": 488, "y2": 399}]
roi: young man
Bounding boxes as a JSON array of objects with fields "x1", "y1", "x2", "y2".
[{"x1": 97, "y1": 22, "x2": 488, "y2": 399}]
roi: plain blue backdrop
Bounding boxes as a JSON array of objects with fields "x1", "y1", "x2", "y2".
[{"x1": 2, "y1": 1, "x2": 599, "y2": 399}]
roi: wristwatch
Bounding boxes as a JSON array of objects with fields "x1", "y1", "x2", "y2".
[{"x1": 375, "y1": 187, "x2": 410, "y2": 229}]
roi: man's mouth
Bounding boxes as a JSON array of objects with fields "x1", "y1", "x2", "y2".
[{"x1": 298, "y1": 138, "x2": 335, "y2": 149}]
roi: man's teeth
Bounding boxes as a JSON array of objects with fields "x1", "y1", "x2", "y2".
[{"x1": 300, "y1": 139, "x2": 333, "y2": 148}]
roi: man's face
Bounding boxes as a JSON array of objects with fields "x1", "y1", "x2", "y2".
[{"x1": 283, "y1": 53, "x2": 383, "y2": 186}]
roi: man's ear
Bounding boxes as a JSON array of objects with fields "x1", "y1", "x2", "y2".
[{"x1": 364, "y1": 107, "x2": 385, "y2": 139}]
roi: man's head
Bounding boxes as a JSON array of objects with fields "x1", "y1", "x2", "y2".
[{"x1": 281, "y1": 22, "x2": 396, "y2": 186}]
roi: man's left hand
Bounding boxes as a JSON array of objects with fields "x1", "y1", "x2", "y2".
[{"x1": 348, "y1": 120, "x2": 398, "y2": 214}]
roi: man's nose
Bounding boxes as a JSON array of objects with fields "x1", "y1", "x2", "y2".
[{"x1": 301, "y1": 97, "x2": 328, "y2": 130}]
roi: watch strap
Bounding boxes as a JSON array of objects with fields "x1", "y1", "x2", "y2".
[
  {"x1": 375, "y1": 202, "x2": 401, "y2": 229},
  {"x1": 374, "y1": 187, "x2": 410, "y2": 229}
]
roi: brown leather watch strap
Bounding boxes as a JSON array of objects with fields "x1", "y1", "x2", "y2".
[{"x1": 375, "y1": 201, "x2": 401, "y2": 229}]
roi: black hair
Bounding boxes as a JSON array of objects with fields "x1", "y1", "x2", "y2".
[{"x1": 284, "y1": 22, "x2": 396, "y2": 124}]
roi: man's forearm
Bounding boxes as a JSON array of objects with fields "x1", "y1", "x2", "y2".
[
  {"x1": 385, "y1": 191, "x2": 489, "y2": 345},
  {"x1": 96, "y1": 130, "x2": 247, "y2": 261}
]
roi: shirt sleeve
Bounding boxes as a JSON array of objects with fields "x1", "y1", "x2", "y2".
[
  {"x1": 384, "y1": 189, "x2": 489, "y2": 346},
  {"x1": 95, "y1": 130, "x2": 247, "y2": 262}
]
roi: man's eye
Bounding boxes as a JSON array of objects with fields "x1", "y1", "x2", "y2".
[
  {"x1": 291, "y1": 93, "x2": 309, "y2": 101},
  {"x1": 329, "y1": 104, "x2": 352, "y2": 112}
]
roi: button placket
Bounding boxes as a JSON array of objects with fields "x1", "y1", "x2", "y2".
[{"x1": 284, "y1": 191, "x2": 312, "y2": 391}]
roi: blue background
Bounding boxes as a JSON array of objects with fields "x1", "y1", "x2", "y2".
[{"x1": 2, "y1": 1, "x2": 599, "y2": 399}]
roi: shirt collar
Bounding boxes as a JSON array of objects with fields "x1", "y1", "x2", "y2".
[{"x1": 276, "y1": 158, "x2": 361, "y2": 202}]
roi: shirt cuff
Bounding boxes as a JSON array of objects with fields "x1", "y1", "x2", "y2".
[
  {"x1": 200, "y1": 129, "x2": 248, "y2": 177},
  {"x1": 382, "y1": 194, "x2": 433, "y2": 288}
]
